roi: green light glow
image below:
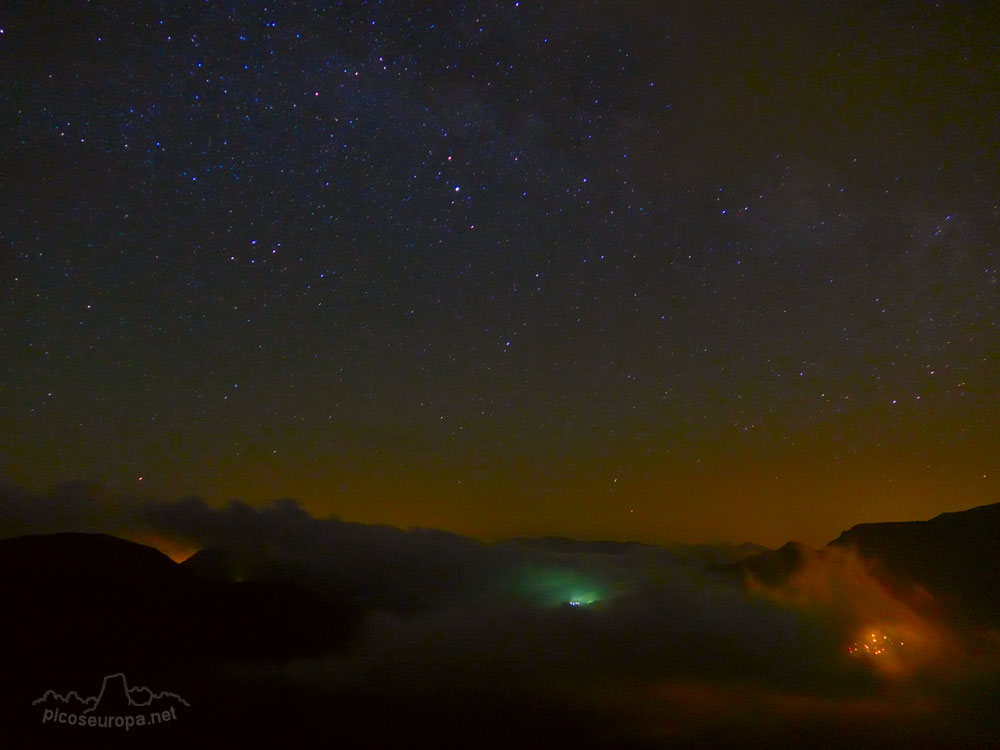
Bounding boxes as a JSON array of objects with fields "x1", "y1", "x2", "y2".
[{"x1": 508, "y1": 565, "x2": 607, "y2": 607}]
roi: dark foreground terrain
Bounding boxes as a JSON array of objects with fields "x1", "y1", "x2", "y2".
[{"x1": 3, "y1": 502, "x2": 1000, "y2": 748}]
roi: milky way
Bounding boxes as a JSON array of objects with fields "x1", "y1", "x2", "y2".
[{"x1": 1, "y1": 1, "x2": 997, "y2": 544}]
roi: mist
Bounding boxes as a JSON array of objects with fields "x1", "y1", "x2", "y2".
[{"x1": 2, "y1": 479, "x2": 998, "y2": 746}]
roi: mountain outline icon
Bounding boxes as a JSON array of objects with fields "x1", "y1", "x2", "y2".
[{"x1": 33, "y1": 673, "x2": 190, "y2": 714}]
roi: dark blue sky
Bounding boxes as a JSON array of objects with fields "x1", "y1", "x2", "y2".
[{"x1": 1, "y1": 0, "x2": 997, "y2": 545}]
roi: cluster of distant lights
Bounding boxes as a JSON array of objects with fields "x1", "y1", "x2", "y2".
[{"x1": 848, "y1": 632, "x2": 904, "y2": 657}]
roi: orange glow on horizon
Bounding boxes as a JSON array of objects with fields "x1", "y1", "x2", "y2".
[{"x1": 126, "y1": 533, "x2": 199, "y2": 564}]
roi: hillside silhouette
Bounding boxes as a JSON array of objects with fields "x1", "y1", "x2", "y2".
[
  {"x1": 829, "y1": 501, "x2": 1000, "y2": 626},
  {"x1": 0, "y1": 532, "x2": 355, "y2": 744},
  {"x1": 4, "y1": 502, "x2": 1000, "y2": 748},
  {"x1": 720, "y1": 501, "x2": 1000, "y2": 627}
]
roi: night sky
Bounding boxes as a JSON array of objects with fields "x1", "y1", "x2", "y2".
[{"x1": 2, "y1": 0, "x2": 997, "y2": 546}]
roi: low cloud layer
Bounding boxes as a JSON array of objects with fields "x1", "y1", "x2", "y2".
[{"x1": 3, "y1": 479, "x2": 998, "y2": 746}]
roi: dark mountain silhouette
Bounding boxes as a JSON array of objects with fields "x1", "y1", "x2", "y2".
[
  {"x1": 2, "y1": 532, "x2": 630, "y2": 748},
  {"x1": 5, "y1": 505, "x2": 1000, "y2": 748},
  {"x1": 828, "y1": 501, "x2": 1000, "y2": 626},
  {"x1": 180, "y1": 523, "x2": 513, "y2": 614},
  {"x1": 714, "y1": 541, "x2": 815, "y2": 586},
  {"x1": 0, "y1": 532, "x2": 355, "y2": 663},
  {"x1": 0, "y1": 532, "x2": 355, "y2": 743},
  {"x1": 181, "y1": 543, "x2": 276, "y2": 581},
  {"x1": 718, "y1": 502, "x2": 1000, "y2": 626},
  {"x1": 676, "y1": 541, "x2": 771, "y2": 566},
  {"x1": 0, "y1": 530, "x2": 181, "y2": 583}
]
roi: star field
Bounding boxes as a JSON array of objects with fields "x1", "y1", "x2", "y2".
[{"x1": 1, "y1": 0, "x2": 997, "y2": 545}]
